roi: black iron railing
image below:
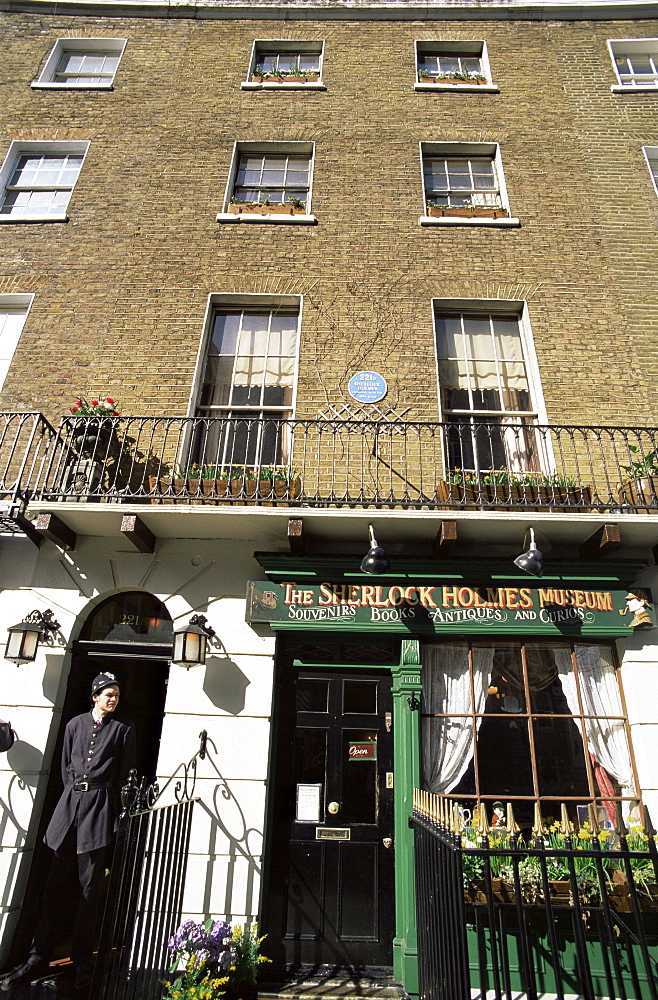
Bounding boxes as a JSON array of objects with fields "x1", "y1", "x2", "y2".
[
  {"x1": 3, "y1": 412, "x2": 658, "y2": 511},
  {"x1": 411, "y1": 789, "x2": 658, "y2": 1000}
]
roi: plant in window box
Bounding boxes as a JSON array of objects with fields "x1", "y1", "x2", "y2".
[
  {"x1": 228, "y1": 196, "x2": 306, "y2": 217},
  {"x1": 282, "y1": 64, "x2": 319, "y2": 83},
  {"x1": 419, "y1": 70, "x2": 488, "y2": 85},
  {"x1": 426, "y1": 199, "x2": 509, "y2": 220},
  {"x1": 617, "y1": 445, "x2": 658, "y2": 509}
]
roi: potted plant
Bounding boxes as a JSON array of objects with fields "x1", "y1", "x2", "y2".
[
  {"x1": 419, "y1": 70, "x2": 488, "y2": 85},
  {"x1": 224, "y1": 923, "x2": 271, "y2": 1000},
  {"x1": 164, "y1": 918, "x2": 231, "y2": 1000},
  {"x1": 67, "y1": 396, "x2": 121, "y2": 458},
  {"x1": 426, "y1": 200, "x2": 509, "y2": 220},
  {"x1": 228, "y1": 196, "x2": 306, "y2": 216},
  {"x1": 618, "y1": 445, "x2": 658, "y2": 509}
]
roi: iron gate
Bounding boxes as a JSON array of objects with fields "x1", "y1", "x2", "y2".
[{"x1": 91, "y1": 735, "x2": 207, "y2": 1000}]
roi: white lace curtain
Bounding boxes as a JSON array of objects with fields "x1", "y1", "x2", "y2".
[
  {"x1": 421, "y1": 644, "x2": 493, "y2": 794},
  {"x1": 422, "y1": 642, "x2": 634, "y2": 804},
  {"x1": 557, "y1": 645, "x2": 635, "y2": 800}
]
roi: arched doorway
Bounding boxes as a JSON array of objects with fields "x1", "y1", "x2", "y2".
[{"x1": 10, "y1": 591, "x2": 172, "y2": 964}]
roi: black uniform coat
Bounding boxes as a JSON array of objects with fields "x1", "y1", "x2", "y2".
[{"x1": 44, "y1": 711, "x2": 136, "y2": 854}]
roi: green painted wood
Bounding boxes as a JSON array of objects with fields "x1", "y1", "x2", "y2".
[{"x1": 391, "y1": 639, "x2": 421, "y2": 998}]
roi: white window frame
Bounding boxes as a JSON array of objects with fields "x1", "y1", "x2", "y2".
[
  {"x1": 643, "y1": 146, "x2": 658, "y2": 196},
  {"x1": 186, "y1": 293, "x2": 303, "y2": 472},
  {"x1": 0, "y1": 141, "x2": 90, "y2": 224},
  {"x1": 431, "y1": 298, "x2": 551, "y2": 477},
  {"x1": 216, "y1": 142, "x2": 316, "y2": 225},
  {"x1": 608, "y1": 39, "x2": 658, "y2": 92},
  {"x1": 414, "y1": 40, "x2": 497, "y2": 93},
  {"x1": 0, "y1": 294, "x2": 34, "y2": 393},
  {"x1": 32, "y1": 38, "x2": 126, "y2": 90},
  {"x1": 419, "y1": 142, "x2": 519, "y2": 228},
  {"x1": 242, "y1": 40, "x2": 325, "y2": 91}
]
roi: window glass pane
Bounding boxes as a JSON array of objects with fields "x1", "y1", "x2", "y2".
[
  {"x1": 462, "y1": 57, "x2": 482, "y2": 74},
  {"x1": 424, "y1": 160, "x2": 448, "y2": 190},
  {"x1": 418, "y1": 55, "x2": 439, "y2": 76},
  {"x1": 297, "y1": 678, "x2": 329, "y2": 712},
  {"x1": 533, "y1": 717, "x2": 589, "y2": 798},
  {"x1": 472, "y1": 161, "x2": 496, "y2": 190},
  {"x1": 265, "y1": 355, "x2": 295, "y2": 386},
  {"x1": 438, "y1": 56, "x2": 460, "y2": 74},
  {"x1": 342, "y1": 730, "x2": 378, "y2": 823},
  {"x1": 300, "y1": 55, "x2": 320, "y2": 72},
  {"x1": 435, "y1": 315, "x2": 463, "y2": 358},
  {"x1": 210, "y1": 313, "x2": 240, "y2": 355},
  {"x1": 239, "y1": 314, "x2": 269, "y2": 355},
  {"x1": 629, "y1": 53, "x2": 653, "y2": 74},
  {"x1": 200, "y1": 356, "x2": 234, "y2": 406},
  {"x1": 494, "y1": 318, "x2": 524, "y2": 358},
  {"x1": 269, "y1": 317, "x2": 298, "y2": 356},
  {"x1": 446, "y1": 160, "x2": 471, "y2": 189},
  {"x1": 343, "y1": 681, "x2": 378, "y2": 714},
  {"x1": 615, "y1": 55, "x2": 631, "y2": 73},
  {"x1": 294, "y1": 728, "x2": 327, "y2": 786},
  {"x1": 463, "y1": 317, "x2": 494, "y2": 359},
  {"x1": 236, "y1": 157, "x2": 263, "y2": 186}
]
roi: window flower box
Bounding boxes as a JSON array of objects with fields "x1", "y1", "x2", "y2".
[
  {"x1": 427, "y1": 203, "x2": 509, "y2": 219},
  {"x1": 618, "y1": 476, "x2": 658, "y2": 509},
  {"x1": 419, "y1": 73, "x2": 488, "y2": 85},
  {"x1": 438, "y1": 477, "x2": 593, "y2": 510},
  {"x1": 228, "y1": 202, "x2": 306, "y2": 217},
  {"x1": 252, "y1": 71, "x2": 319, "y2": 84}
]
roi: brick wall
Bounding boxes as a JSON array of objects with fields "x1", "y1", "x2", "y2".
[{"x1": 0, "y1": 10, "x2": 656, "y2": 426}]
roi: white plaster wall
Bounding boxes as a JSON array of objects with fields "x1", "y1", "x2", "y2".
[
  {"x1": 616, "y1": 565, "x2": 658, "y2": 823},
  {"x1": 0, "y1": 532, "x2": 275, "y2": 961}
]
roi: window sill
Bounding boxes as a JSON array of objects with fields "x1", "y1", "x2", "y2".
[
  {"x1": 611, "y1": 83, "x2": 658, "y2": 93},
  {"x1": 414, "y1": 82, "x2": 499, "y2": 93},
  {"x1": 0, "y1": 213, "x2": 69, "y2": 223},
  {"x1": 419, "y1": 214, "x2": 520, "y2": 227},
  {"x1": 241, "y1": 81, "x2": 326, "y2": 91},
  {"x1": 216, "y1": 212, "x2": 316, "y2": 225},
  {"x1": 31, "y1": 81, "x2": 115, "y2": 90}
]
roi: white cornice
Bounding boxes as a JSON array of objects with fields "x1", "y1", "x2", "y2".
[{"x1": 2, "y1": 0, "x2": 658, "y2": 21}]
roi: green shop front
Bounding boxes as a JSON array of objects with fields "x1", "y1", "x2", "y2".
[{"x1": 247, "y1": 557, "x2": 653, "y2": 994}]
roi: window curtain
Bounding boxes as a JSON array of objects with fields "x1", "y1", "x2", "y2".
[
  {"x1": 421, "y1": 644, "x2": 492, "y2": 794},
  {"x1": 558, "y1": 645, "x2": 635, "y2": 804}
]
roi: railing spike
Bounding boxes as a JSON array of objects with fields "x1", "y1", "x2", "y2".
[
  {"x1": 588, "y1": 802, "x2": 600, "y2": 834},
  {"x1": 532, "y1": 802, "x2": 545, "y2": 837},
  {"x1": 413, "y1": 787, "x2": 417, "y2": 814},
  {"x1": 452, "y1": 803, "x2": 460, "y2": 835},
  {"x1": 506, "y1": 802, "x2": 520, "y2": 835},
  {"x1": 478, "y1": 802, "x2": 490, "y2": 836},
  {"x1": 643, "y1": 803, "x2": 657, "y2": 839},
  {"x1": 560, "y1": 803, "x2": 571, "y2": 837}
]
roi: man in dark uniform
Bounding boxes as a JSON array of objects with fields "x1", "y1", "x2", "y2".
[{"x1": 1, "y1": 672, "x2": 135, "y2": 993}]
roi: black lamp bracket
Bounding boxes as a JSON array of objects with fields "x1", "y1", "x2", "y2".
[
  {"x1": 189, "y1": 614, "x2": 216, "y2": 638},
  {"x1": 407, "y1": 693, "x2": 420, "y2": 712},
  {"x1": 22, "y1": 609, "x2": 60, "y2": 640}
]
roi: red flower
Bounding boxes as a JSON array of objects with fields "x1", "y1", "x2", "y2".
[
  {"x1": 106, "y1": 398, "x2": 114, "y2": 404},
  {"x1": 70, "y1": 405, "x2": 79, "y2": 413},
  {"x1": 91, "y1": 400, "x2": 99, "y2": 406}
]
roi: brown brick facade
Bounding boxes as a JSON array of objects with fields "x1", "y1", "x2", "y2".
[{"x1": 0, "y1": 10, "x2": 656, "y2": 425}]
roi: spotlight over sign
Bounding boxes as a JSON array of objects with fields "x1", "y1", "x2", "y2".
[{"x1": 348, "y1": 371, "x2": 388, "y2": 404}]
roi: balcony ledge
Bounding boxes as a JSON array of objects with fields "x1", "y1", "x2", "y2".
[{"x1": 21, "y1": 499, "x2": 658, "y2": 559}]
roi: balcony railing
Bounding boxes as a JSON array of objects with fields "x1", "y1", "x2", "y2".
[{"x1": 1, "y1": 412, "x2": 658, "y2": 511}]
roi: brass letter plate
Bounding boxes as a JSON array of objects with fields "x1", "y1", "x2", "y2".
[{"x1": 316, "y1": 827, "x2": 350, "y2": 841}]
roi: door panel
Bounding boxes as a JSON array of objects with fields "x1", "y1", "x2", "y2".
[{"x1": 266, "y1": 666, "x2": 394, "y2": 969}]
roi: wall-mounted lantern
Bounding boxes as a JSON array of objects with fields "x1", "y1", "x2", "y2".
[
  {"x1": 5, "y1": 609, "x2": 60, "y2": 665},
  {"x1": 172, "y1": 614, "x2": 216, "y2": 669}
]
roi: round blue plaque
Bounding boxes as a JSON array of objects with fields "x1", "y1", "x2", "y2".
[{"x1": 348, "y1": 371, "x2": 388, "y2": 404}]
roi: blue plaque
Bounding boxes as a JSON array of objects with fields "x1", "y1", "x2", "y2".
[{"x1": 348, "y1": 371, "x2": 388, "y2": 404}]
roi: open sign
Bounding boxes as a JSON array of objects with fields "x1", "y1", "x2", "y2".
[{"x1": 348, "y1": 741, "x2": 377, "y2": 761}]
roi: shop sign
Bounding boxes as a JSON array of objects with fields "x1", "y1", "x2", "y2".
[
  {"x1": 348, "y1": 371, "x2": 387, "y2": 404},
  {"x1": 348, "y1": 741, "x2": 377, "y2": 761},
  {"x1": 246, "y1": 580, "x2": 654, "y2": 637}
]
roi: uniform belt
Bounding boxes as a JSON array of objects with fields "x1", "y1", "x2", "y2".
[{"x1": 70, "y1": 780, "x2": 113, "y2": 792}]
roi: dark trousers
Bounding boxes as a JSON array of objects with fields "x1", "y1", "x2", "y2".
[{"x1": 31, "y1": 824, "x2": 108, "y2": 965}]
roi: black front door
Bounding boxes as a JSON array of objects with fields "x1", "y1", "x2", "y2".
[{"x1": 265, "y1": 666, "x2": 395, "y2": 970}]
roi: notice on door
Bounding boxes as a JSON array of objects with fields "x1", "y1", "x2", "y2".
[
  {"x1": 348, "y1": 741, "x2": 377, "y2": 761},
  {"x1": 296, "y1": 783, "x2": 322, "y2": 823}
]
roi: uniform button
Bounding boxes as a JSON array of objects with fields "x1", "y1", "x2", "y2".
[
  {"x1": 86, "y1": 757, "x2": 91, "y2": 762},
  {"x1": 83, "y1": 774, "x2": 88, "y2": 779}
]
